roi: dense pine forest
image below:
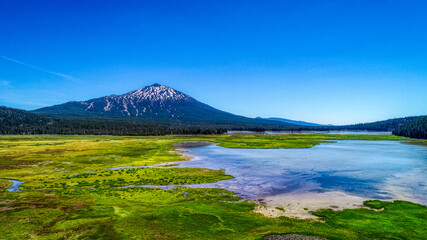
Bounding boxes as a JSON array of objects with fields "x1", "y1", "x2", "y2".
[
  {"x1": 0, "y1": 106, "x2": 318, "y2": 135},
  {"x1": 1, "y1": 106, "x2": 290, "y2": 135},
  {"x1": 2, "y1": 106, "x2": 426, "y2": 138},
  {"x1": 392, "y1": 116, "x2": 427, "y2": 139},
  {"x1": 0, "y1": 106, "x2": 229, "y2": 135},
  {"x1": 336, "y1": 116, "x2": 419, "y2": 131}
]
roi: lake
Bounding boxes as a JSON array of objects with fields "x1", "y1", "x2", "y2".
[{"x1": 177, "y1": 140, "x2": 427, "y2": 218}]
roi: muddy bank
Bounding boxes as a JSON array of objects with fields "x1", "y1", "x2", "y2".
[
  {"x1": 174, "y1": 141, "x2": 215, "y2": 148},
  {"x1": 265, "y1": 234, "x2": 328, "y2": 240}
]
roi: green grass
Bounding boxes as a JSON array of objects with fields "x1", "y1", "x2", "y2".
[
  {"x1": 210, "y1": 133, "x2": 411, "y2": 149},
  {"x1": 0, "y1": 134, "x2": 426, "y2": 239},
  {"x1": 23, "y1": 167, "x2": 232, "y2": 190},
  {"x1": 0, "y1": 179, "x2": 11, "y2": 192}
]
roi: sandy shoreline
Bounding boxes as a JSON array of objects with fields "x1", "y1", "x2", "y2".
[{"x1": 254, "y1": 191, "x2": 367, "y2": 219}]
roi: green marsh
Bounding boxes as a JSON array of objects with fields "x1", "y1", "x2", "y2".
[{"x1": 0, "y1": 134, "x2": 426, "y2": 239}]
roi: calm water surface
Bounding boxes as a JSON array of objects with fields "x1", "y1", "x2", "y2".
[
  {"x1": 6, "y1": 179, "x2": 24, "y2": 192},
  {"x1": 178, "y1": 141, "x2": 427, "y2": 204}
]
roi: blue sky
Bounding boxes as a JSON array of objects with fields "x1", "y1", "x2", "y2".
[{"x1": 0, "y1": 0, "x2": 426, "y2": 125}]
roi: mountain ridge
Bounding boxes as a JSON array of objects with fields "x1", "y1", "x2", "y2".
[
  {"x1": 32, "y1": 84, "x2": 295, "y2": 126},
  {"x1": 256, "y1": 117, "x2": 327, "y2": 127}
]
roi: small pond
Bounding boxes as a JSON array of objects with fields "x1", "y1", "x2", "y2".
[{"x1": 6, "y1": 179, "x2": 24, "y2": 192}]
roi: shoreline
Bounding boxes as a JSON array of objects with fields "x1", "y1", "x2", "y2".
[
  {"x1": 173, "y1": 144, "x2": 368, "y2": 220},
  {"x1": 254, "y1": 191, "x2": 368, "y2": 219}
]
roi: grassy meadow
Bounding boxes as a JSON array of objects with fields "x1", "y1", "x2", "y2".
[{"x1": 0, "y1": 134, "x2": 426, "y2": 239}]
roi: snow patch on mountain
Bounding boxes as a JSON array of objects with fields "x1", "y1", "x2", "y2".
[{"x1": 77, "y1": 83, "x2": 195, "y2": 117}]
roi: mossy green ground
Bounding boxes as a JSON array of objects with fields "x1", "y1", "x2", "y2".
[{"x1": 0, "y1": 134, "x2": 426, "y2": 239}]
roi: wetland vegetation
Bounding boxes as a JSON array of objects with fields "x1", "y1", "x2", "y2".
[{"x1": 0, "y1": 134, "x2": 426, "y2": 239}]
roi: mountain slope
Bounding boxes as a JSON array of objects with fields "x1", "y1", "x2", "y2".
[
  {"x1": 257, "y1": 117, "x2": 326, "y2": 126},
  {"x1": 33, "y1": 84, "x2": 294, "y2": 126},
  {"x1": 0, "y1": 106, "x2": 53, "y2": 134},
  {"x1": 337, "y1": 116, "x2": 419, "y2": 131},
  {"x1": 392, "y1": 116, "x2": 427, "y2": 139},
  {"x1": 0, "y1": 106, "x2": 51, "y2": 126}
]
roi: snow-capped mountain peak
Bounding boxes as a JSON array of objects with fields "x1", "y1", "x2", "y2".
[
  {"x1": 32, "y1": 83, "x2": 291, "y2": 126},
  {"x1": 61, "y1": 83, "x2": 196, "y2": 117},
  {"x1": 125, "y1": 83, "x2": 192, "y2": 103}
]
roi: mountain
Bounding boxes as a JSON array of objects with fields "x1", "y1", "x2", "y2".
[
  {"x1": 257, "y1": 117, "x2": 326, "y2": 127},
  {"x1": 33, "y1": 84, "x2": 294, "y2": 126}
]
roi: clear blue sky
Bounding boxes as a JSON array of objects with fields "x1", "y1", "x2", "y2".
[{"x1": 1, "y1": 0, "x2": 426, "y2": 125}]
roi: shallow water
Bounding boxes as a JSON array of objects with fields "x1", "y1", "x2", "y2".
[
  {"x1": 6, "y1": 179, "x2": 24, "y2": 192},
  {"x1": 177, "y1": 141, "x2": 427, "y2": 205}
]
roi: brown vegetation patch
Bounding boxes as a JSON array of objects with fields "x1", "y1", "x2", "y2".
[
  {"x1": 34, "y1": 148, "x2": 76, "y2": 155},
  {"x1": 73, "y1": 201, "x2": 88, "y2": 209},
  {"x1": 0, "y1": 159, "x2": 39, "y2": 169},
  {"x1": 0, "y1": 155, "x2": 20, "y2": 160},
  {"x1": 0, "y1": 200, "x2": 15, "y2": 205},
  {"x1": 0, "y1": 207, "x2": 15, "y2": 211},
  {"x1": 265, "y1": 234, "x2": 328, "y2": 240},
  {"x1": 174, "y1": 141, "x2": 214, "y2": 148}
]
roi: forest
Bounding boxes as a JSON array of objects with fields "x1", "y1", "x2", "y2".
[
  {"x1": 1, "y1": 106, "x2": 426, "y2": 139},
  {"x1": 393, "y1": 116, "x2": 427, "y2": 139}
]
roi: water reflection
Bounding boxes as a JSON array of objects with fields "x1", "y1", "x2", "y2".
[{"x1": 177, "y1": 140, "x2": 427, "y2": 205}]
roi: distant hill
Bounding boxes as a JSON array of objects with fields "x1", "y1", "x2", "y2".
[
  {"x1": 257, "y1": 117, "x2": 326, "y2": 127},
  {"x1": 337, "y1": 116, "x2": 419, "y2": 131},
  {"x1": 392, "y1": 116, "x2": 427, "y2": 139},
  {"x1": 33, "y1": 83, "x2": 294, "y2": 127},
  {"x1": 0, "y1": 106, "x2": 53, "y2": 134}
]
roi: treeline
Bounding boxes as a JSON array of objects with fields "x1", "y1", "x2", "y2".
[
  {"x1": 0, "y1": 106, "x2": 330, "y2": 135},
  {"x1": 0, "y1": 106, "x2": 226, "y2": 135},
  {"x1": 334, "y1": 116, "x2": 419, "y2": 131},
  {"x1": 2, "y1": 106, "x2": 426, "y2": 137},
  {"x1": 392, "y1": 116, "x2": 427, "y2": 139},
  {"x1": 0, "y1": 106, "x2": 297, "y2": 135},
  {"x1": 0, "y1": 106, "x2": 51, "y2": 127},
  {"x1": 0, "y1": 118, "x2": 227, "y2": 135},
  {"x1": 230, "y1": 117, "x2": 424, "y2": 132}
]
